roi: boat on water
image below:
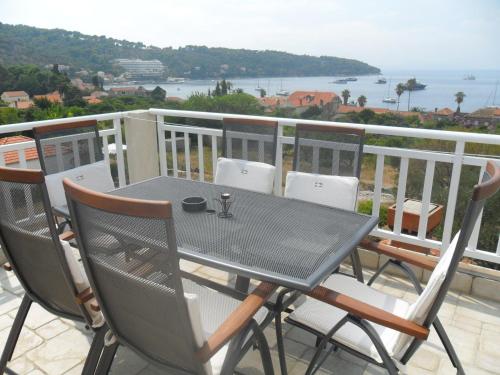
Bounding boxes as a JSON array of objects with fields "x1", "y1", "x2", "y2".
[
  {"x1": 331, "y1": 79, "x2": 349, "y2": 84},
  {"x1": 375, "y1": 78, "x2": 387, "y2": 84},
  {"x1": 382, "y1": 97, "x2": 397, "y2": 104},
  {"x1": 403, "y1": 81, "x2": 427, "y2": 90},
  {"x1": 165, "y1": 77, "x2": 186, "y2": 84},
  {"x1": 382, "y1": 79, "x2": 397, "y2": 104},
  {"x1": 345, "y1": 77, "x2": 357, "y2": 81},
  {"x1": 276, "y1": 80, "x2": 290, "y2": 96},
  {"x1": 464, "y1": 74, "x2": 476, "y2": 80},
  {"x1": 276, "y1": 89, "x2": 290, "y2": 96}
]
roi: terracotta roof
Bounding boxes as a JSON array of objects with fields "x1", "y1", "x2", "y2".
[
  {"x1": 337, "y1": 105, "x2": 390, "y2": 114},
  {"x1": 34, "y1": 91, "x2": 62, "y2": 104},
  {"x1": 1, "y1": 91, "x2": 29, "y2": 98},
  {"x1": 166, "y1": 96, "x2": 184, "y2": 102},
  {"x1": 110, "y1": 87, "x2": 139, "y2": 92},
  {"x1": 259, "y1": 96, "x2": 283, "y2": 107},
  {"x1": 435, "y1": 107, "x2": 453, "y2": 116},
  {"x1": 469, "y1": 107, "x2": 500, "y2": 118},
  {"x1": 287, "y1": 91, "x2": 339, "y2": 107},
  {"x1": 0, "y1": 136, "x2": 39, "y2": 165},
  {"x1": 15, "y1": 101, "x2": 34, "y2": 109},
  {"x1": 83, "y1": 96, "x2": 103, "y2": 104}
]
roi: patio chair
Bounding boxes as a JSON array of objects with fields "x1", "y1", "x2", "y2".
[
  {"x1": 0, "y1": 166, "x2": 106, "y2": 374},
  {"x1": 277, "y1": 160, "x2": 500, "y2": 375},
  {"x1": 63, "y1": 178, "x2": 277, "y2": 375},
  {"x1": 287, "y1": 124, "x2": 365, "y2": 281},
  {"x1": 215, "y1": 117, "x2": 278, "y2": 194},
  {"x1": 33, "y1": 120, "x2": 115, "y2": 209}
]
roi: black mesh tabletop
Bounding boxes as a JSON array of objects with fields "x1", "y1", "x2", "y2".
[{"x1": 108, "y1": 177, "x2": 377, "y2": 291}]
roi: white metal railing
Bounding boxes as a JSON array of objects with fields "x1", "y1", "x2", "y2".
[
  {"x1": 0, "y1": 112, "x2": 127, "y2": 187},
  {"x1": 150, "y1": 108, "x2": 500, "y2": 264},
  {"x1": 0, "y1": 109, "x2": 498, "y2": 264}
]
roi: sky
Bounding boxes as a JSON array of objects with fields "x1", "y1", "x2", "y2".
[{"x1": 1, "y1": 0, "x2": 499, "y2": 71}]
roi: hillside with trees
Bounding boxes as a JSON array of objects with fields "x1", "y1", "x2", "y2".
[{"x1": 0, "y1": 23, "x2": 380, "y2": 79}]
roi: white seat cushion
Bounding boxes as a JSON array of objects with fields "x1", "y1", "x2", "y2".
[
  {"x1": 45, "y1": 161, "x2": 115, "y2": 208},
  {"x1": 214, "y1": 157, "x2": 276, "y2": 194},
  {"x1": 182, "y1": 279, "x2": 268, "y2": 375},
  {"x1": 284, "y1": 171, "x2": 359, "y2": 211},
  {"x1": 60, "y1": 240, "x2": 104, "y2": 327},
  {"x1": 287, "y1": 274, "x2": 410, "y2": 362}
]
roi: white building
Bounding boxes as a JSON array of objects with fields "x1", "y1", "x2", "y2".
[
  {"x1": 114, "y1": 59, "x2": 165, "y2": 80},
  {"x1": 1, "y1": 91, "x2": 30, "y2": 106}
]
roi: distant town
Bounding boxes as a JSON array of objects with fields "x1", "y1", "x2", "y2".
[{"x1": 1, "y1": 57, "x2": 498, "y2": 131}]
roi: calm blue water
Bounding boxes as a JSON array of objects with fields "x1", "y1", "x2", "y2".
[{"x1": 114, "y1": 69, "x2": 500, "y2": 113}]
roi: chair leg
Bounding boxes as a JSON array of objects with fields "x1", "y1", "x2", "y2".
[
  {"x1": 0, "y1": 295, "x2": 32, "y2": 372},
  {"x1": 367, "y1": 259, "x2": 392, "y2": 286},
  {"x1": 433, "y1": 318, "x2": 465, "y2": 374},
  {"x1": 81, "y1": 326, "x2": 107, "y2": 375},
  {"x1": 95, "y1": 342, "x2": 118, "y2": 375},
  {"x1": 350, "y1": 249, "x2": 364, "y2": 283},
  {"x1": 253, "y1": 322, "x2": 274, "y2": 375},
  {"x1": 275, "y1": 314, "x2": 288, "y2": 375}
]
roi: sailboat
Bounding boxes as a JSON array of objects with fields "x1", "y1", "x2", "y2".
[
  {"x1": 486, "y1": 80, "x2": 499, "y2": 108},
  {"x1": 255, "y1": 79, "x2": 262, "y2": 92},
  {"x1": 382, "y1": 79, "x2": 397, "y2": 104},
  {"x1": 276, "y1": 80, "x2": 290, "y2": 96}
]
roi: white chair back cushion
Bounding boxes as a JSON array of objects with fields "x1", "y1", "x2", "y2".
[
  {"x1": 214, "y1": 157, "x2": 276, "y2": 194},
  {"x1": 60, "y1": 240, "x2": 104, "y2": 327},
  {"x1": 45, "y1": 161, "x2": 115, "y2": 207},
  {"x1": 392, "y1": 232, "x2": 460, "y2": 358},
  {"x1": 185, "y1": 293, "x2": 212, "y2": 375},
  {"x1": 284, "y1": 171, "x2": 359, "y2": 211}
]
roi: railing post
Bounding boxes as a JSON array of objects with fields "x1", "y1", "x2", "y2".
[
  {"x1": 441, "y1": 141, "x2": 465, "y2": 251},
  {"x1": 123, "y1": 110, "x2": 160, "y2": 183},
  {"x1": 274, "y1": 123, "x2": 284, "y2": 195}
]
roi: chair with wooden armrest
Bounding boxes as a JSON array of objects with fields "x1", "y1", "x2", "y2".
[
  {"x1": 0, "y1": 166, "x2": 106, "y2": 374},
  {"x1": 64, "y1": 178, "x2": 276, "y2": 375},
  {"x1": 277, "y1": 160, "x2": 500, "y2": 375},
  {"x1": 33, "y1": 120, "x2": 115, "y2": 233}
]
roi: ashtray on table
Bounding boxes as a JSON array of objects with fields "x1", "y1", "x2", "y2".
[{"x1": 182, "y1": 197, "x2": 207, "y2": 212}]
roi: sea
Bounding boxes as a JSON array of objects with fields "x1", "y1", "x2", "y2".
[{"x1": 107, "y1": 69, "x2": 500, "y2": 113}]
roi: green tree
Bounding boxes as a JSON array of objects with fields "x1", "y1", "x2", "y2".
[
  {"x1": 63, "y1": 86, "x2": 86, "y2": 107},
  {"x1": 395, "y1": 83, "x2": 405, "y2": 111},
  {"x1": 33, "y1": 97, "x2": 53, "y2": 110},
  {"x1": 357, "y1": 95, "x2": 367, "y2": 107},
  {"x1": 406, "y1": 78, "x2": 417, "y2": 111},
  {"x1": 341, "y1": 89, "x2": 350, "y2": 105},
  {"x1": 259, "y1": 88, "x2": 266, "y2": 98},
  {"x1": 51, "y1": 64, "x2": 59, "y2": 74},
  {"x1": 151, "y1": 86, "x2": 167, "y2": 101},
  {"x1": 455, "y1": 91, "x2": 465, "y2": 113},
  {"x1": 214, "y1": 82, "x2": 222, "y2": 96},
  {"x1": 221, "y1": 80, "x2": 228, "y2": 95}
]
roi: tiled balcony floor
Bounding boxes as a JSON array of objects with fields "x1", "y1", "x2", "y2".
[{"x1": 1, "y1": 263, "x2": 499, "y2": 375}]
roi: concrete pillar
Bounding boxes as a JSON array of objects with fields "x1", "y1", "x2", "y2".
[{"x1": 123, "y1": 110, "x2": 160, "y2": 183}]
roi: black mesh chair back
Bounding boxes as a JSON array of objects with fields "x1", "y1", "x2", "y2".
[
  {"x1": 293, "y1": 124, "x2": 365, "y2": 177},
  {"x1": 64, "y1": 180, "x2": 206, "y2": 373},
  {"x1": 0, "y1": 167, "x2": 85, "y2": 320},
  {"x1": 33, "y1": 120, "x2": 104, "y2": 175},
  {"x1": 222, "y1": 117, "x2": 279, "y2": 165}
]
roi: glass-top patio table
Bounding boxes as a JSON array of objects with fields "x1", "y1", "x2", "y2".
[{"x1": 59, "y1": 176, "x2": 378, "y2": 292}]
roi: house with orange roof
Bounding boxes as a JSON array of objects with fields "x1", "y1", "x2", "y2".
[
  {"x1": 287, "y1": 91, "x2": 340, "y2": 111},
  {"x1": 15, "y1": 101, "x2": 35, "y2": 110},
  {"x1": 1, "y1": 91, "x2": 30, "y2": 107},
  {"x1": 82, "y1": 96, "x2": 103, "y2": 105},
  {"x1": 33, "y1": 91, "x2": 63, "y2": 104},
  {"x1": 463, "y1": 107, "x2": 500, "y2": 129},
  {"x1": 0, "y1": 136, "x2": 40, "y2": 168},
  {"x1": 109, "y1": 86, "x2": 148, "y2": 97}
]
